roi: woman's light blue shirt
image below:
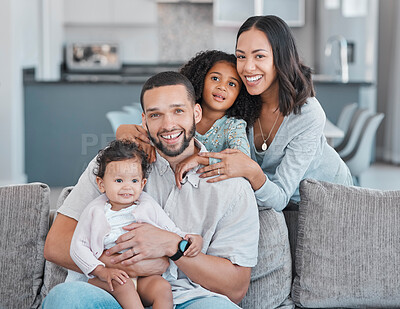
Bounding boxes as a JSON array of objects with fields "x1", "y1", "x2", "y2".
[{"x1": 249, "y1": 97, "x2": 352, "y2": 211}]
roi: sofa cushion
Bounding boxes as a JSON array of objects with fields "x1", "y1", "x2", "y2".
[
  {"x1": 0, "y1": 183, "x2": 50, "y2": 309},
  {"x1": 292, "y1": 179, "x2": 400, "y2": 308},
  {"x1": 240, "y1": 208, "x2": 293, "y2": 309}
]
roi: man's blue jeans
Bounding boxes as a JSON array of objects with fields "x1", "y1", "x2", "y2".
[{"x1": 42, "y1": 282, "x2": 238, "y2": 309}]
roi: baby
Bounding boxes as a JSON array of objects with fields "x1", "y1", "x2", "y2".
[{"x1": 68, "y1": 140, "x2": 203, "y2": 309}]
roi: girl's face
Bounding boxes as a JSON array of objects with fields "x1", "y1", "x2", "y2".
[
  {"x1": 96, "y1": 158, "x2": 147, "y2": 211},
  {"x1": 201, "y1": 61, "x2": 242, "y2": 114},
  {"x1": 235, "y1": 28, "x2": 278, "y2": 97}
]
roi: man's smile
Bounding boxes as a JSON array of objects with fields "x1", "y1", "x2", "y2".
[{"x1": 160, "y1": 131, "x2": 183, "y2": 141}]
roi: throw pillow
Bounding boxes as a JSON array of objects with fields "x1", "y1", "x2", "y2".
[{"x1": 292, "y1": 179, "x2": 400, "y2": 308}]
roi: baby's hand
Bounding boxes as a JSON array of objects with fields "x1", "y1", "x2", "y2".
[
  {"x1": 183, "y1": 234, "x2": 203, "y2": 257},
  {"x1": 91, "y1": 265, "x2": 129, "y2": 292}
]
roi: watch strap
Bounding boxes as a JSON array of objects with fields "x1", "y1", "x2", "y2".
[{"x1": 169, "y1": 239, "x2": 189, "y2": 261}]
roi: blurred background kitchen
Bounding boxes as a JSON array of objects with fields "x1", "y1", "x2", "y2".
[{"x1": 1, "y1": 0, "x2": 399, "y2": 205}]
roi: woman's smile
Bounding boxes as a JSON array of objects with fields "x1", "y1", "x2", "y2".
[{"x1": 236, "y1": 28, "x2": 277, "y2": 96}]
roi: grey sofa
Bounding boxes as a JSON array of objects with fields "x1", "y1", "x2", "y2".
[{"x1": 1, "y1": 180, "x2": 399, "y2": 309}]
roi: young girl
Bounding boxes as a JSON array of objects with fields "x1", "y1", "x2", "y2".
[
  {"x1": 116, "y1": 50, "x2": 261, "y2": 187},
  {"x1": 181, "y1": 50, "x2": 259, "y2": 153},
  {"x1": 68, "y1": 140, "x2": 202, "y2": 309}
]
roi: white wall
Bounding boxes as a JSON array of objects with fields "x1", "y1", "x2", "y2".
[
  {"x1": 0, "y1": 0, "x2": 42, "y2": 185},
  {"x1": 291, "y1": 0, "x2": 316, "y2": 68},
  {"x1": 376, "y1": 0, "x2": 397, "y2": 159},
  {"x1": 37, "y1": 0, "x2": 64, "y2": 80}
]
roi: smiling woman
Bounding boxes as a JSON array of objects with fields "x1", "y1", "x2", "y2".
[
  {"x1": 197, "y1": 15, "x2": 353, "y2": 211},
  {"x1": 235, "y1": 29, "x2": 277, "y2": 98}
]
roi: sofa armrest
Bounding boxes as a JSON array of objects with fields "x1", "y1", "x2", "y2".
[
  {"x1": 0, "y1": 183, "x2": 50, "y2": 309},
  {"x1": 41, "y1": 186, "x2": 74, "y2": 300}
]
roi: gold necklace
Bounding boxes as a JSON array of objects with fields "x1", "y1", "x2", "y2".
[{"x1": 258, "y1": 111, "x2": 280, "y2": 151}]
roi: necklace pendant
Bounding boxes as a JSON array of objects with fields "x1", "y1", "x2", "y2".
[{"x1": 261, "y1": 142, "x2": 268, "y2": 151}]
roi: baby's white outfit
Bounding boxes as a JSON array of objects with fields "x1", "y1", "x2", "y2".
[{"x1": 66, "y1": 192, "x2": 186, "y2": 283}]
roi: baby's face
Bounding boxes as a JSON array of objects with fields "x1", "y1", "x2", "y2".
[{"x1": 97, "y1": 158, "x2": 146, "y2": 211}]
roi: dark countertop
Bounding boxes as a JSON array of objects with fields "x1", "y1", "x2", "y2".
[
  {"x1": 61, "y1": 74, "x2": 153, "y2": 84},
  {"x1": 24, "y1": 67, "x2": 375, "y2": 86},
  {"x1": 312, "y1": 74, "x2": 374, "y2": 86},
  {"x1": 24, "y1": 63, "x2": 184, "y2": 85}
]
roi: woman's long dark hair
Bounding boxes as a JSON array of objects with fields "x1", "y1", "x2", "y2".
[{"x1": 236, "y1": 15, "x2": 315, "y2": 116}]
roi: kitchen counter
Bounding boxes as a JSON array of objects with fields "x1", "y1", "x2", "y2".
[
  {"x1": 312, "y1": 75, "x2": 376, "y2": 124},
  {"x1": 24, "y1": 64, "x2": 184, "y2": 84},
  {"x1": 24, "y1": 67, "x2": 375, "y2": 86},
  {"x1": 62, "y1": 74, "x2": 152, "y2": 83},
  {"x1": 312, "y1": 74, "x2": 374, "y2": 86}
]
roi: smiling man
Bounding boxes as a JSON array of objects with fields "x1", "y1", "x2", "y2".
[
  {"x1": 43, "y1": 71, "x2": 259, "y2": 309},
  {"x1": 141, "y1": 82, "x2": 199, "y2": 161}
]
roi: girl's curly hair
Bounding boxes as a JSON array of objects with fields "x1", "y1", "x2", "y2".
[
  {"x1": 180, "y1": 50, "x2": 261, "y2": 127},
  {"x1": 94, "y1": 140, "x2": 150, "y2": 179}
]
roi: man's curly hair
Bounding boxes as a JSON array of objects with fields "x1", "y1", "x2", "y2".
[
  {"x1": 180, "y1": 50, "x2": 261, "y2": 127},
  {"x1": 94, "y1": 140, "x2": 150, "y2": 179}
]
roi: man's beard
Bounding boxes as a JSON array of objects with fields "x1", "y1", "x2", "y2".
[{"x1": 147, "y1": 120, "x2": 196, "y2": 157}]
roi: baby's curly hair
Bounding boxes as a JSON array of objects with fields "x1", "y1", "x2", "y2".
[
  {"x1": 180, "y1": 50, "x2": 261, "y2": 127},
  {"x1": 94, "y1": 140, "x2": 150, "y2": 179}
]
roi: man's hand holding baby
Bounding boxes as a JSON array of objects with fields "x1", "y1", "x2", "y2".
[{"x1": 106, "y1": 222, "x2": 181, "y2": 264}]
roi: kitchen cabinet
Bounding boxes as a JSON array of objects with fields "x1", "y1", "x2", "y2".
[
  {"x1": 64, "y1": 0, "x2": 157, "y2": 25},
  {"x1": 213, "y1": 0, "x2": 304, "y2": 27}
]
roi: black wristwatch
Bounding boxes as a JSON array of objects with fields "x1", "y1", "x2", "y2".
[{"x1": 169, "y1": 239, "x2": 190, "y2": 261}]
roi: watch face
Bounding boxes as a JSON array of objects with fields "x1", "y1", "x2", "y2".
[{"x1": 179, "y1": 240, "x2": 190, "y2": 252}]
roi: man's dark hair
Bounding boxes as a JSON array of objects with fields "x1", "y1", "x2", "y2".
[
  {"x1": 94, "y1": 140, "x2": 150, "y2": 179},
  {"x1": 140, "y1": 71, "x2": 196, "y2": 111},
  {"x1": 237, "y1": 15, "x2": 315, "y2": 116}
]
